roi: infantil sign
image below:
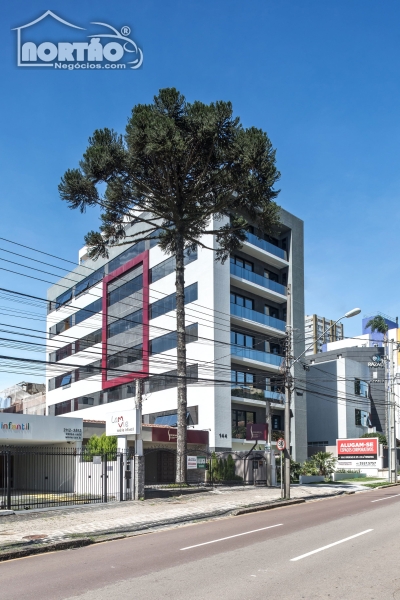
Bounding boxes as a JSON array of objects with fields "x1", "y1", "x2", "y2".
[
  {"x1": 13, "y1": 11, "x2": 143, "y2": 71},
  {"x1": 337, "y1": 438, "x2": 379, "y2": 469},
  {"x1": 0, "y1": 414, "x2": 83, "y2": 443},
  {"x1": 106, "y1": 409, "x2": 140, "y2": 436}
]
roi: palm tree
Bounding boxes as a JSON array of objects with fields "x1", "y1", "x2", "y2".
[
  {"x1": 366, "y1": 315, "x2": 388, "y2": 340},
  {"x1": 310, "y1": 452, "x2": 336, "y2": 477}
]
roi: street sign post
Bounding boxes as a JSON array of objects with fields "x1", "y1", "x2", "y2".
[{"x1": 277, "y1": 438, "x2": 286, "y2": 497}]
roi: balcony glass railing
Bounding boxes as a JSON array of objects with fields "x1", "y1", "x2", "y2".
[
  {"x1": 230, "y1": 303, "x2": 286, "y2": 332},
  {"x1": 230, "y1": 264, "x2": 286, "y2": 296},
  {"x1": 231, "y1": 386, "x2": 285, "y2": 402},
  {"x1": 231, "y1": 345, "x2": 283, "y2": 366},
  {"x1": 245, "y1": 232, "x2": 287, "y2": 260}
]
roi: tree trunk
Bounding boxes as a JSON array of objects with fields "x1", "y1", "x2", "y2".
[{"x1": 175, "y1": 233, "x2": 187, "y2": 483}]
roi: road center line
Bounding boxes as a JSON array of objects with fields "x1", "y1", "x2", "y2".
[
  {"x1": 290, "y1": 529, "x2": 373, "y2": 562},
  {"x1": 180, "y1": 524, "x2": 283, "y2": 550},
  {"x1": 371, "y1": 493, "x2": 400, "y2": 503}
]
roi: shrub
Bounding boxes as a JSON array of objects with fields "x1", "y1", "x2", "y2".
[
  {"x1": 84, "y1": 433, "x2": 117, "y2": 461},
  {"x1": 360, "y1": 432, "x2": 387, "y2": 445}
]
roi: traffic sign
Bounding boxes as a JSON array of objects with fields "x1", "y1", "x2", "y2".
[{"x1": 277, "y1": 438, "x2": 286, "y2": 451}]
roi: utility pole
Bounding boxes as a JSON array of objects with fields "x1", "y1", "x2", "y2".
[
  {"x1": 284, "y1": 285, "x2": 292, "y2": 499},
  {"x1": 134, "y1": 377, "x2": 144, "y2": 499},
  {"x1": 389, "y1": 338, "x2": 397, "y2": 483}
]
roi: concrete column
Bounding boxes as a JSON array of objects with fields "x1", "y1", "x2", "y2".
[{"x1": 134, "y1": 455, "x2": 145, "y2": 500}]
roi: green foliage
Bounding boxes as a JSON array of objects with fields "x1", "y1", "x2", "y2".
[
  {"x1": 300, "y1": 460, "x2": 319, "y2": 476},
  {"x1": 360, "y1": 432, "x2": 387, "y2": 445},
  {"x1": 365, "y1": 316, "x2": 388, "y2": 336},
  {"x1": 276, "y1": 455, "x2": 302, "y2": 482},
  {"x1": 308, "y1": 452, "x2": 337, "y2": 477},
  {"x1": 210, "y1": 453, "x2": 242, "y2": 482},
  {"x1": 59, "y1": 87, "x2": 281, "y2": 264},
  {"x1": 84, "y1": 433, "x2": 117, "y2": 460}
]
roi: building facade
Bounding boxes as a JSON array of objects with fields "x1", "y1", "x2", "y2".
[
  {"x1": 46, "y1": 209, "x2": 307, "y2": 462},
  {"x1": 304, "y1": 314, "x2": 344, "y2": 356},
  {"x1": 306, "y1": 347, "x2": 384, "y2": 453}
]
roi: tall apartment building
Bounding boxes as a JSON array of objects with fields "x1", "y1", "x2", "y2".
[
  {"x1": 46, "y1": 208, "x2": 307, "y2": 462},
  {"x1": 304, "y1": 314, "x2": 344, "y2": 355}
]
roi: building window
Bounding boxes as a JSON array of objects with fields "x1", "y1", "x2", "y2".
[
  {"x1": 108, "y1": 273, "x2": 143, "y2": 308},
  {"x1": 150, "y1": 323, "x2": 198, "y2": 355},
  {"x1": 264, "y1": 269, "x2": 279, "y2": 283},
  {"x1": 232, "y1": 409, "x2": 256, "y2": 439},
  {"x1": 265, "y1": 305, "x2": 279, "y2": 319},
  {"x1": 354, "y1": 379, "x2": 369, "y2": 398},
  {"x1": 355, "y1": 409, "x2": 370, "y2": 427},
  {"x1": 145, "y1": 364, "x2": 198, "y2": 394},
  {"x1": 230, "y1": 331, "x2": 254, "y2": 348},
  {"x1": 230, "y1": 292, "x2": 253, "y2": 310},
  {"x1": 150, "y1": 248, "x2": 197, "y2": 284},
  {"x1": 149, "y1": 283, "x2": 198, "y2": 320},
  {"x1": 107, "y1": 309, "x2": 142, "y2": 339},
  {"x1": 272, "y1": 414, "x2": 282, "y2": 430},
  {"x1": 74, "y1": 266, "x2": 105, "y2": 298},
  {"x1": 230, "y1": 256, "x2": 253, "y2": 271}
]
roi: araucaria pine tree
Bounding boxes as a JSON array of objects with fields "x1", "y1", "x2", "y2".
[{"x1": 59, "y1": 88, "x2": 281, "y2": 483}]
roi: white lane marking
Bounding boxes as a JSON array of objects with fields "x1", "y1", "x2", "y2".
[
  {"x1": 180, "y1": 524, "x2": 283, "y2": 551},
  {"x1": 290, "y1": 529, "x2": 373, "y2": 562},
  {"x1": 371, "y1": 493, "x2": 400, "y2": 503}
]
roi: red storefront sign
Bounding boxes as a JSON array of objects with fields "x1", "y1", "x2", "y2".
[
  {"x1": 151, "y1": 427, "x2": 209, "y2": 445},
  {"x1": 246, "y1": 423, "x2": 268, "y2": 442},
  {"x1": 337, "y1": 438, "x2": 378, "y2": 461}
]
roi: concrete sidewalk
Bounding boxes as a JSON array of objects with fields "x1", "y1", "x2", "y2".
[{"x1": 0, "y1": 484, "x2": 363, "y2": 556}]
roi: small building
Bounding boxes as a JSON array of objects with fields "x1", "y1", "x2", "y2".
[{"x1": 306, "y1": 347, "x2": 379, "y2": 455}]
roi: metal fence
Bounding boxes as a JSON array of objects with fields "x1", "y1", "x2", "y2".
[
  {"x1": 0, "y1": 446, "x2": 273, "y2": 510},
  {"x1": 0, "y1": 447, "x2": 135, "y2": 511},
  {"x1": 144, "y1": 448, "x2": 272, "y2": 493}
]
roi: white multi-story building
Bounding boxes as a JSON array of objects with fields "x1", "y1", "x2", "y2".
[
  {"x1": 304, "y1": 314, "x2": 344, "y2": 356},
  {"x1": 46, "y1": 209, "x2": 307, "y2": 461}
]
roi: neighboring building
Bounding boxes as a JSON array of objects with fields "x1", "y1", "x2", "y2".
[
  {"x1": 306, "y1": 347, "x2": 381, "y2": 452},
  {"x1": 46, "y1": 208, "x2": 307, "y2": 463},
  {"x1": 0, "y1": 382, "x2": 46, "y2": 415},
  {"x1": 304, "y1": 314, "x2": 344, "y2": 355}
]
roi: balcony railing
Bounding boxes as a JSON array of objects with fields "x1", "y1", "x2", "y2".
[
  {"x1": 230, "y1": 303, "x2": 286, "y2": 332},
  {"x1": 231, "y1": 345, "x2": 283, "y2": 366},
  {"x1": 231, "y1": 386, "x2": 285, "y2": 402},
  {"x1": 230, "y1": 264, "x2": 286, "y2": 296},
  {"x1": 246, "y1": 232, "x2": 287, "y2": 260}
]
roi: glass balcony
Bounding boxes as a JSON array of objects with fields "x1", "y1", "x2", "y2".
[
  {"x1": 231, "y1": 345, "x2": 283, "y2": 366},
  {"x1": 230, "y1": 263, "x2": 286, "y2": 296},
  {"x1": 230, "y1": 303, "x2": 286, "y2": 332},
  {"x1": 246, "y1": 232, "x2": 287, "y2": 260},
  {"x1": 231, "y1": 386, "x2": 285, "y2": 402}
]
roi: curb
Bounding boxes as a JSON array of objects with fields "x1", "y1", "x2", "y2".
[
  {"x1": 0, "y1": 538, "x2": 93, "y2": 562},
  {"x1": 232, "y1": 498, "x2": 305, "y2": 515}
]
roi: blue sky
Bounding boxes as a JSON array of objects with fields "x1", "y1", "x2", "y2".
[{"x1": 1, "y1": 0, "x2": 400, "y2": 388}]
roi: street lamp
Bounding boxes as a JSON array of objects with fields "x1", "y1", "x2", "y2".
[{"x1": 283, "y1": 306, "x2": 361, "y2": 499}]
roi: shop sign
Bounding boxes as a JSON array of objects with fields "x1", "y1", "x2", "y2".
[
  {"x1": 0, "y1": 414, "x2": 83, "y2": 443},
  {"x1": 106, "y1": 409, "x2": 140, "y2": 436},
  {"x1": 187, "y1": 456, "x2": 207, "y2": 469},
  {"x1": 337, "y1": 438, "x2": 378, "y2": 469},
  {"x1": 246, "y1": 423, "x2": 267, "y2": 442},
  {"x1": 151, "y1": 427, "x2": 209, "y2": 445}
]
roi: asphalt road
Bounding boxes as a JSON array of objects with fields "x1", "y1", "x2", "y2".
[{"x1": 2, "y1": 487, "x2": 400, "y2": 600}]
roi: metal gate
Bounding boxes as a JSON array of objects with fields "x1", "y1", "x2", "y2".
[{"x1": 0, "y1": 447, "x2": 135, "y2": 511}]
